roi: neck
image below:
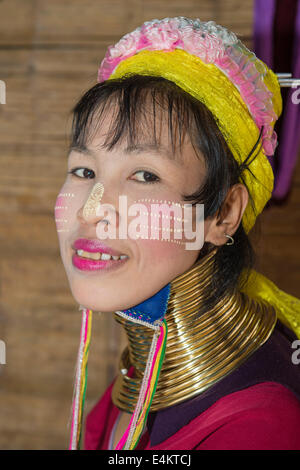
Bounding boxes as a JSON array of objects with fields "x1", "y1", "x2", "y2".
[{"x1": 112, "y1": 247, "x2": 277, "y2": 413}]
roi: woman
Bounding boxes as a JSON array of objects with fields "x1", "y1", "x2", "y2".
[{"x1": 55, "y1": 17, "x2": 300, "y2": 450}]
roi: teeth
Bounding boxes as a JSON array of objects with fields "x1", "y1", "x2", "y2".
[
  {"x1": 76, "y1": 249, "x2": 128, "y2": 261},
  {"x1": 77, "y1": 249, "x2": 101, "y2": 260},
  {"x1": 101, "y1": 253, "x2": 111, "y2": 261}
]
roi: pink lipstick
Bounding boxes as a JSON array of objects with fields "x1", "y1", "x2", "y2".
[
  {"x1": 73, "y1": 238, "x2": 126, "y2": 256},
  {"x1": 72, "y1": 238, "x2": 129, "y2": 271}
]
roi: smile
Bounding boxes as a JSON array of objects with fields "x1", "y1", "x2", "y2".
[
  {"x1": 76, "y1": 249, "x2": 128, "y2": 261},
  {"x1": 71, "y1": 238, "x2": 129, "y2": 271}
]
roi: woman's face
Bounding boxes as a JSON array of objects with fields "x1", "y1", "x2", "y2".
[{"x1": 55, "y1": 106, "x2": 207, "y2": 312}]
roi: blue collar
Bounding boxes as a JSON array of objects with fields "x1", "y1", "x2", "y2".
[{"x1": 119, "y1": 283, "x2": 171, "y2": 327}]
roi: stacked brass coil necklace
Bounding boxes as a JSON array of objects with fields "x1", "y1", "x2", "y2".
[{"x1": 112, "y1": 247, "x2": 277, "y2": 413}]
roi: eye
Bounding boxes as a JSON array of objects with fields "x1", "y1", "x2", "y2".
[
  {"x1": 68, "y1": 167, "x2": 95, "y2": 179},
  {"x1": 131, "y1": 170, "x2": 160, "y2": 184}
]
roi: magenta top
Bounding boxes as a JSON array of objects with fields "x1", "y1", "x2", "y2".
[
  {"x1": 84, "y1": 380, "x2": 300, "y2": 450},
  {"x1": 84, "y1": 321, "x2": 300, "y2": 450}
]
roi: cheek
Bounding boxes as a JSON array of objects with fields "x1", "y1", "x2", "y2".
[
  {"x1": 129, "y1": 199, "x2": 199, "y2": 246},
  {"x1": 129, "y1": 199, "x2": 197, "y2": 263},
  {"x1": 54, "y1": 184, "x2": 86, "y2": 239},
  {"x1": 136, "y1": 237, "x2": 186, "y2": 265},
  {"x1": 54, "y1": 193, "x2": 72, "y2": 232}
]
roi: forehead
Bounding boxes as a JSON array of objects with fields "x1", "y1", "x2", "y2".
[{"x1": 71, "y1": 97, "x2": 204, "y2": 169}]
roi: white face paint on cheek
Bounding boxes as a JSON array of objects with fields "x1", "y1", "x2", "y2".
[
  {"x1": 130, "y1": 199, "x2": 190, "y2": 245},
  {"x1": 54, "y1": 192, "x2": 74, "y2": 232},
  {"x1": 130, "y1": 200, "x2": 199, "y2": 279},
  {"x1": 54, "y1": 185, "x2": 89, "y2": 243},
  {"x1": 129, "y1": 199, "x2": 203, "y2": 284}
]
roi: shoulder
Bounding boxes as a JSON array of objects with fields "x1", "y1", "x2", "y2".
[{"x1": 195, "y1": 382, "x2": 300, "y2": 450}]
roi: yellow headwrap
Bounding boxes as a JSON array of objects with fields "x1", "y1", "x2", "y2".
[
  {"x1": 98, "y1": 18, "x2": 300, "y2": 338},
  {"x1": 109, "y1": 49, "x2": 281, "y2": 235}
]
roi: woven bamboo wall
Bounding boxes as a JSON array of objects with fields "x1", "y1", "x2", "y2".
[{"x1": 0, "y1": 0, "x2": 299, "y2": 450}]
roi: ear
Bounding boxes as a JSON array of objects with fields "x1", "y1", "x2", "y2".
[{"x1": 205, "y1": 184, "x2": 249, "y2": 246}]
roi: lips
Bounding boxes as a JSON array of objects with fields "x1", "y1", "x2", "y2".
[
  {"x1": 71, "y1": 238, "x2": 129, "y2": 271},
  {"x1": 72, "y1": 253, "x2": 128, "y2": 271},
  {"x1": 72, "y1": 238, "x2": 126, "y2": 257}
]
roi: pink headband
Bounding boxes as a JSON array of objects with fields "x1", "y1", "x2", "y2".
[{"x1": 97, "y1": 16, "x2": 281, "y2": 157}]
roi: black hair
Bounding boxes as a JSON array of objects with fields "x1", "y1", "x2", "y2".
[{"x1": 70, "y1": 74, "x2": 264, "y2": 316}]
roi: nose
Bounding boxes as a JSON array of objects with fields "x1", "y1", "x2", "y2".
[
  {"x1": 77, "y1": 182, "x2": 119, "y2": 228},
  {"x1": 82, "y1": 183, "x2": 104, "y2": 221}
]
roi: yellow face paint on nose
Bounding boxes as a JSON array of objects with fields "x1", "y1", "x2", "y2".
[{"x1": 83, "y1": 183, "x2": 104, "y2": 220}]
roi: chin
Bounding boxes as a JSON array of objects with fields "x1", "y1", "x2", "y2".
[
  {"x1": 69, "y1": 288, "x2": 135, "y2": 314},
  {"x1": 67, "y1": 271, "x2": 168, "y2": 313}
]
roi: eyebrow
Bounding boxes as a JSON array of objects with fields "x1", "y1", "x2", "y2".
[
  {"x1": 69, "y1": 142, "x2": 181, "y2": 164},
  {"x1": 68, "y1": 144, "x2": 97, "y2": 158},
  {"x1": 123, "y1": 143, "x2": 177, "y2": 160}
]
